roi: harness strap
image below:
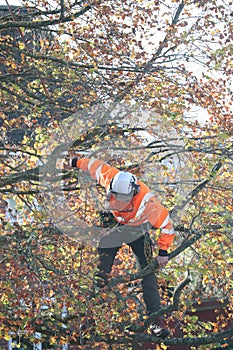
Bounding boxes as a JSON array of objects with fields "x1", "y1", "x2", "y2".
[{"x1": 144, "y1": 232, "x2": 158, "y2": 273}]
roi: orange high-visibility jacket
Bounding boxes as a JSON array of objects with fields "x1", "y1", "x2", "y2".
[{"x1": 74, "y1": 157, "x2": 175, "y2": 251}]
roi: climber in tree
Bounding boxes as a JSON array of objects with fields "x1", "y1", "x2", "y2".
[{"x1": 70, "y1": 156, "x2": 175, "y2": 339}]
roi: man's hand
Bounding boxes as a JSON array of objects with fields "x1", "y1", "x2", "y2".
[
  {"x1": 156, "y1": 255, "x2": 169, "y2": 268},
  {"x1": 63, "y1": 156, "x2": 78, "y2": 170}
]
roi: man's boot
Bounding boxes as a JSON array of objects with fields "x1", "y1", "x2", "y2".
[{"x1": 149, "y1": 317, "x2": 170, "y2": 339}]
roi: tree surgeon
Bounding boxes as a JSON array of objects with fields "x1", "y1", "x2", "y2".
[{"x1": 71, "y1": 156, "x2": 175, "y2": 338}]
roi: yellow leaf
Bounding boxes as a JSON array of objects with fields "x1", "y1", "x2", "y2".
[
  {"x1": 4, "y1": 334, "x2": 11, "y2": 341},
  {"x1": 19, "y1": 43, "x2": 25, "y2": 50},
  {"x1": 50, "y1": 336, "x2": 57, "y2": 345}
]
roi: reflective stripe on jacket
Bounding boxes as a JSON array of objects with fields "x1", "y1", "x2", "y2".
[{"x1": 75, "y1": 157, "x2": 175, "y2": 251}]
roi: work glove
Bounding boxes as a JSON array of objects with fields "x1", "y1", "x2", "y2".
[
  {"x1": 63, "y1": 156, "x2": 78, "y2": 170},
  {"x1": 156, "y1": 249, "x2": 169, "y2": 267},
  {"x1": 71, "y1": 157, "x2": 78, "y2": 167},
  {"x1": 159, "y1": 249, "x2": 168, "y2": 256}
]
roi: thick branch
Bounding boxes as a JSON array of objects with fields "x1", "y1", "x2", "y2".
[
  {"x1": 0, "y1": 4, "x2": 92, "y2": 30},
  {"x1": 128, "y1": 328, "x2": 233, "y2": 347},
  {"x1": 76, "y1": 328, "x2": 233, "y2": 348},
  {"x1": 0, "y1": 167, "x2": 40, "y2": 188}
]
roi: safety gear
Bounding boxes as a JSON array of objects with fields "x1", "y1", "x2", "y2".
[
  {"x1": 107, "y1": 172, "x2": 140, "y2": 202},
  {"x1": 75, "y1": 157, "x2": 175, "y2": 251},
  {"x1": 71, "y1": 157, "x2": 78, "y2": 167}
]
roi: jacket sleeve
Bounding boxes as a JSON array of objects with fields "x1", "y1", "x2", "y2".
[
  {"x1": 157, "y1": 217, "x2": 175, "y2": 253},
  {"x1": 147, "y1": 197, "x2": 175, "y2": 252},
  {"x1": 74, "y1": 157, "x2": 119, "y2": 189}
]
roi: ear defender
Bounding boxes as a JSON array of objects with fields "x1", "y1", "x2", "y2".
[
  {"x1": 133, "y1": 182, "x2": 140, "y2": 195},
  {"x1": 106, "y1": 178, "x2": 114, "y2": 201},
  {"x1": 130, "y1": 174, "x2": 140, "y2": 195}
]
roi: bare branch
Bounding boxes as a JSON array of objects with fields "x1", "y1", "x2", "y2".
[{"x1": 171, "y1": 161, "x2": 223, "y2": 218}]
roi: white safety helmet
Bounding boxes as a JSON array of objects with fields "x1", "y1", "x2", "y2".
[{"x1": 108, "y1": 172, "x2": 140, "y2": 202}]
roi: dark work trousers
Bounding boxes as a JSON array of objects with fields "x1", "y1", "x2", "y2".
[{"x1": 96, "y1": 227, "x2": 161, "y2": 316}]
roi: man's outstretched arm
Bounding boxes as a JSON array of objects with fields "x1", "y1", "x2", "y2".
[{"x1": 71, "y1": 157, "x2": 119, "y2": 189}]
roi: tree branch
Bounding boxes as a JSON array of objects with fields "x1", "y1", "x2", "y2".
[
  {"x1": 170, "y1": 160, "x2": 223, "y2": 218},
  {"x1": 107, "y1": 227, "x2": 207, "y2": 289},
  {"x1": 77, "y1": 328, "x2": 233, "y2": 348},
  {"x1": 0, "y1": 4, "x2": 93, "y2": 30}
]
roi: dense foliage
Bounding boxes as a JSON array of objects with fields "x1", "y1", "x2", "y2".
[{"x1": 0, "y1": 0, "x2": 232, "y2": 349}]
